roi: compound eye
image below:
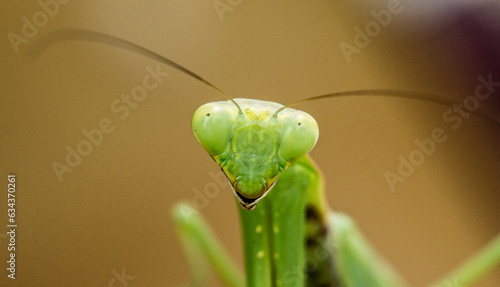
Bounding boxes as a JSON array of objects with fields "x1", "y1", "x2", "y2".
[
  {"x1": 279, "y1": 112, "x2": 319, "y2": 162},
  {"x1": 192, "y1": 103, "x2": 232, "y2": 156}
]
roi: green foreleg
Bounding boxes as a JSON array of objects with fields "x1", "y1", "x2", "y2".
[
  {"x1": 239, "y1": 156, "x2": 315, "y2": 287},
  {"x1": 238, "y1": 155, "x2": 404, "y2": 287},
  {"x1": 266, "y1": 157, "x2": 311, "y2": 286},
  {"x1": 330, "y1": 212, "x2": 407, "y2": 287},
  {"x1": 239, "y1": 200, "x2": 273, "y2": 287},
  {"x1": 331, "y1": 213, "x2": 500, "y2": 287},
  {"x1": 238, "y1": 159, "x2": 309, "y2": 286},
  {"x1": 429, "y1": 233, "x2": 500, "y2": 287},
  {"x1": 301, "y1": 157, "x2": 406, "y2": 286},
  {"x1": 173, "y1": 203, "x2": 244, "y2": 287}
]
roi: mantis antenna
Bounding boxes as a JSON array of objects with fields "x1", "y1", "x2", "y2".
[
  {"x1": 29, "y1": 28, "x2": 499, "y2": 125},
  {"x1": 27, "y1": 28, "x2": 243, "y2": 115},
  {"x1": 273, "y1": 90, "x2": 500, "y2": 126}
]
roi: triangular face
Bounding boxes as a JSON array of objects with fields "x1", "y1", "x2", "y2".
[
  {"x1": 218, "y1": 123, "x2": 283, "y2": 208},
  {"x1": 192, "y1": 98, "x2": 319, "y2": 210},
  {"x1": 223, "y1": 168, "x2": 280, "y2": 210}
]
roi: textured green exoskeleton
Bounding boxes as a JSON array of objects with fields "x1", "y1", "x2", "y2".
[
  {"x1": 31, "y1": 28, "x2": 500, "y2": 287},
  {"x1": 192, "y1": 99, "x2": 319, "y2": 210},
  {"x1": 186, "y1": 98, "x2": 500, "y2": 287},
  {"x1": 190, "y1": 99, "x2": 409, "y2": 286}
]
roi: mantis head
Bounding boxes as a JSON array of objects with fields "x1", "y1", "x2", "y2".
[
  {"x1": 192, "y1": 99, "x2": 319, "y2": 210},
  {"x1": 35, "y1": 29, "x2": 498, "y2": 210}
]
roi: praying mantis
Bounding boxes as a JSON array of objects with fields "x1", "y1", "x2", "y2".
[
  {"x1": 30, "y1": 26, "x2": 500, "y2": 286},
  {"x1": 178, "y1": 77, "x2": 500, "y2": 286}
]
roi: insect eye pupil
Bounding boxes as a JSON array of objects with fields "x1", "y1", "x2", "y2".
[
  {"x1": 298, "y1": 122, "x2": 301, "y2": 126},
  {"x1": 206, "y1": 113, "x2": 211, "y2": 116}
]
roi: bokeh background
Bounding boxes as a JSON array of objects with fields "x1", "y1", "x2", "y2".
[{"x1": 1, "y1": 1, "x2": 499, "y2": 286}]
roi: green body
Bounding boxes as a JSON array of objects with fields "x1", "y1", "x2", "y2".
[
  {"x1": 30, "y1": 28, "x2": 500, "y2": 287},
  {"x1": 239, "y1": 156, "x2": 338, "y2": 286},
  {"x1": 175, "y1": 98, "x2": 500, "y2": 287},
  {"x1": 239, "y1": 156, "x2": 407, "y2": 287},
  {"x1": 188, "y1": 98, "x2": 409, "y2": 286}
]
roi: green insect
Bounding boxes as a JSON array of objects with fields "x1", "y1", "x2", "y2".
[
  {"x1": 34, "y1": 29, "x2": 500, "y2": 287},
  {"x1": 185, "y1": 98, "x2": 500, "y2": 287}
]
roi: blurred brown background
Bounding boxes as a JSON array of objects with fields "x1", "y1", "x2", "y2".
[{"x1": 1, "y1": 1, "x2": 499, "y2": 286}]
